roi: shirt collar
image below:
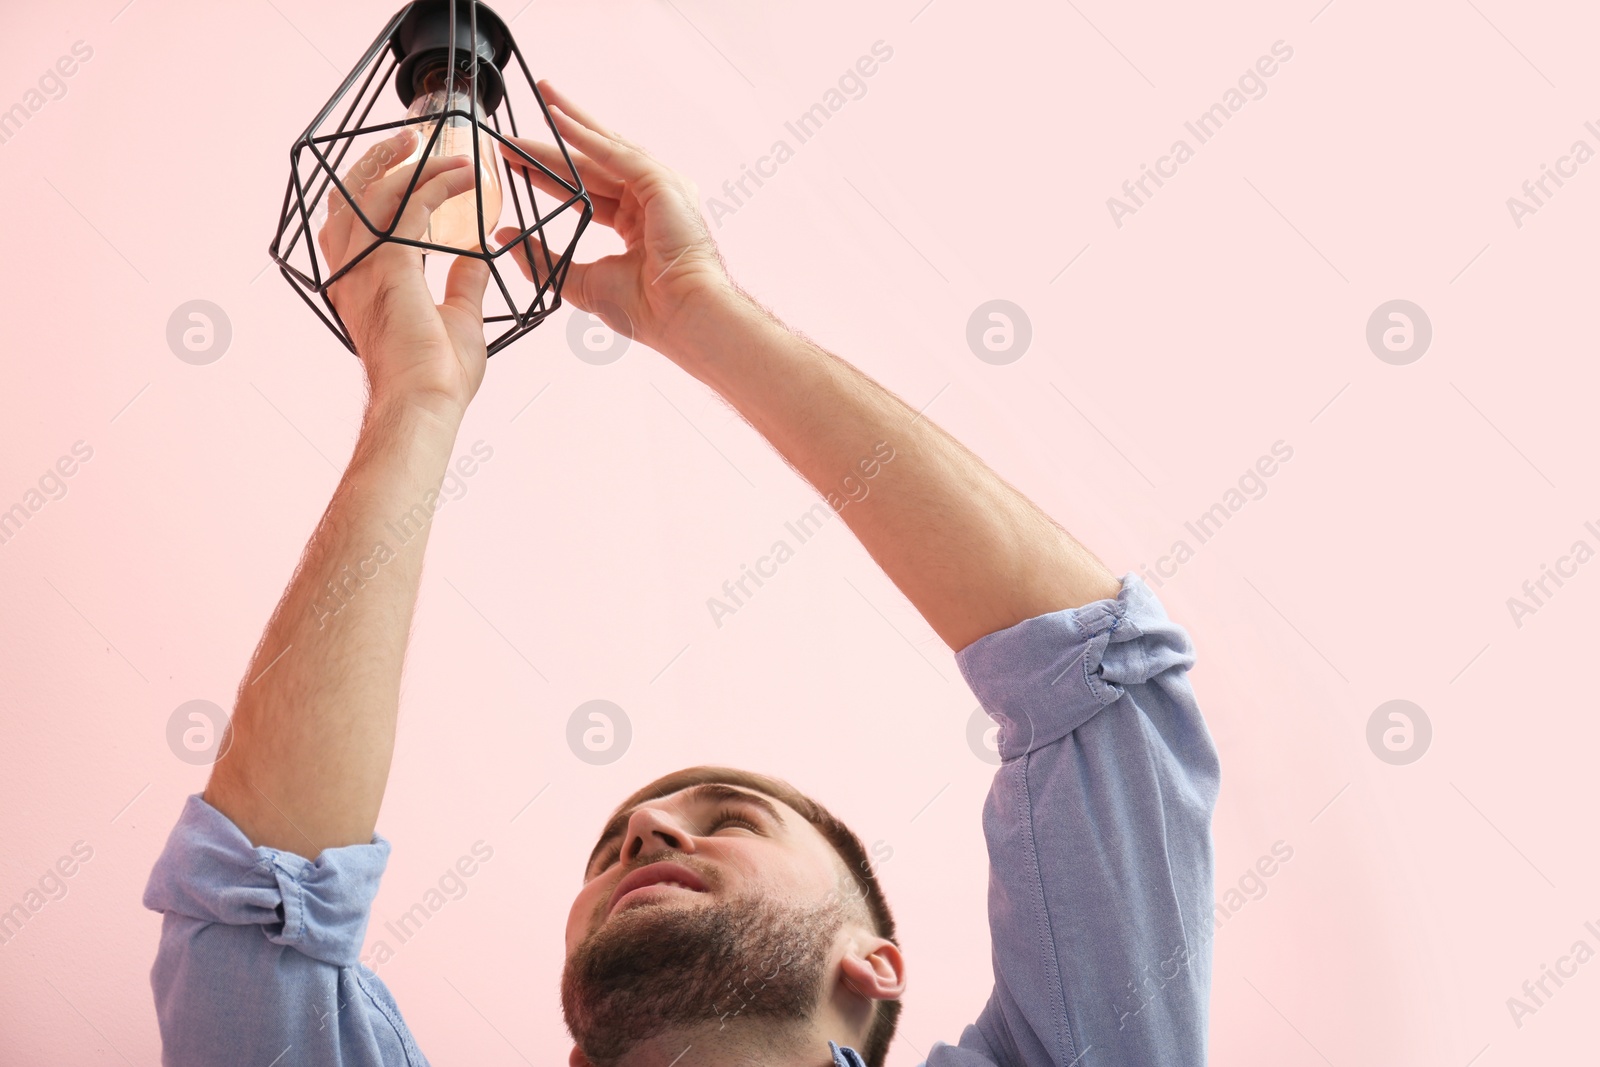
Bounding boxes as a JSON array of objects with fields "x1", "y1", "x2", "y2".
[{"x1": 828, "y1": 1040, "x2": 868, "y2": 1067}]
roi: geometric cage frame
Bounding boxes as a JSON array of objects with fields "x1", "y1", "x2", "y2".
[{"x1": 267, "y1": 0, "x2": 593, "y2": 358}]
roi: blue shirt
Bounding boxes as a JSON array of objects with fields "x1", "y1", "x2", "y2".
[{"x1": 144, "y1": 573, "x2": 1219, "y2": 1065}]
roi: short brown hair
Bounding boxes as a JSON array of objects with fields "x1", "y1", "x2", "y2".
[{"x1": 590, "y1": 766, "x2": 901, "y2": 1067}]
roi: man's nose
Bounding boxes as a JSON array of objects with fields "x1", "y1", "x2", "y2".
[{"x1": 621, "y1": 805, "x2": 698, "y2": 864}]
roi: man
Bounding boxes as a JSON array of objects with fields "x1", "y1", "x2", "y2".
[{"x1": 144, "y1": 82, "x2": 1220, "y2": 1067}]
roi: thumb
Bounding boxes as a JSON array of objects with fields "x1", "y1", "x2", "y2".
[
  {"x1": 493, "y1": 225, "x2": 593, "y2": 309},
  {"x1": 441, "y1": 250, "x2": 491, "y2": 320}
]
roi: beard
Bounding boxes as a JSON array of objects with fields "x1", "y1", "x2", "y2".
[{"x1": 561, "y1": 885, "x2": 846, "y2": 1067}]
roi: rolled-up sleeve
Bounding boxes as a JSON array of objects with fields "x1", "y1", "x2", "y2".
[
  {"x1": 143, "y1": 794, "x2": 428, "y2": 1066},
  {"x1": 927, "y1": 574, "x2": 1221, "y2": 1067}
]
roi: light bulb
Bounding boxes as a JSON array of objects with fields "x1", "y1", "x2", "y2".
[{"x1": 386, "y1": 65, "x2": 502, "y2": 250}]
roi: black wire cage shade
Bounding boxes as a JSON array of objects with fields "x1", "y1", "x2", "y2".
[{"x1": 269, "y1": 0, "x2": 593, "y2": 358}]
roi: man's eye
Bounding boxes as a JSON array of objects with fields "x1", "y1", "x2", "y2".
[
  {"x1": 589, "y1": 809, "x2": 759, "y2": 878},
  {"x1": 708, "y1": 810, "x2": 759, "y2": 833}
]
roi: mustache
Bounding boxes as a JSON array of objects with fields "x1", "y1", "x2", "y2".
[{"x1": 590, "y1": 852, "x2": 717, "y2": 925}]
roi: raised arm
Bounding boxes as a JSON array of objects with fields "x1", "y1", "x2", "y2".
[
  {"x1": 205, "y1": 128, "x2": 493, "y2": 854},
  {"x1": 500, "y1": 88, "x2": 1218, "y2": 1067},
  {"x1": 499, "y1": 86, "x2": 1120, "y2": 652},
  {"x1": 669, "y1": 298, "x2": 1122, "y2": 649}
]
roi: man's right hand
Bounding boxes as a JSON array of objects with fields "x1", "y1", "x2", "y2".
[{"x1": 319, "y1": 126, "x2": 494, "y2": 422}]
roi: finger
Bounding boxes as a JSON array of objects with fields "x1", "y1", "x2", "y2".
[
  {"x1": 493, "y1": 224, "x2": 549, "y2": 284},
  {"x1": 534, "y1": 80, "x2": 616, "y2": 139},
  {"x1": 498, "y1": 142, "x2": 620, "y2": 229},
  {"x1": 497, "y1": 134, "x2": 623, "y2": 201},
  {"x1": 545, "y1": 103, "x2": 658, "y2": 186},
  {"x1": 323, "y1": 128, "x2": 418, "y2": 258},
  {"x1": 387, "y1": 158, "x2": 481, "y2": 244},
  {"x1": 335, "y1": 156, "x2": 470, "y2": 265},
  {"x1": 442, "y1": 247, "x2": 491, "y2": 320},
  {"x1": 493, "y1": 225, "x2": 589, "y2": 298},
  {"x1": 341, "y1": 128, "x2": 419, "y2": 205},
  {"x1": 535, "y1": 84, "x2": 660, "y2": 184}
]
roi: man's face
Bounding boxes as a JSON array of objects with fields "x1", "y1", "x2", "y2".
[{"x1": 561, "y1": 783, "x2": 862, "y2": 1066}]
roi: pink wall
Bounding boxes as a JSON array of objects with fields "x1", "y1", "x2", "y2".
[{"x1": 3, "y1": 0, "x2": 1597, "y2": 1062}]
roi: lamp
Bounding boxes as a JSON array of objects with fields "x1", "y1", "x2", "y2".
[{"x1": 269, "y1": 0, "x2": 592, "y2": 357}]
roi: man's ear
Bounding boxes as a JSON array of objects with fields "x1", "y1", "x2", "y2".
[
  {"x1": 570, "y1": 1045, "x2": 594, "y2": 1067},
  {"x1": 839, "y1": 938, "x2": 906, "y2": 1001}
]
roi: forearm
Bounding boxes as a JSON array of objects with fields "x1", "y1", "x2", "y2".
[
  {"x1": 204, "y1": 399, "x2": 461, "y2": 855},
  {"x1": 667, "y1": 290, "x2": 1122, "y2": 652}
]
